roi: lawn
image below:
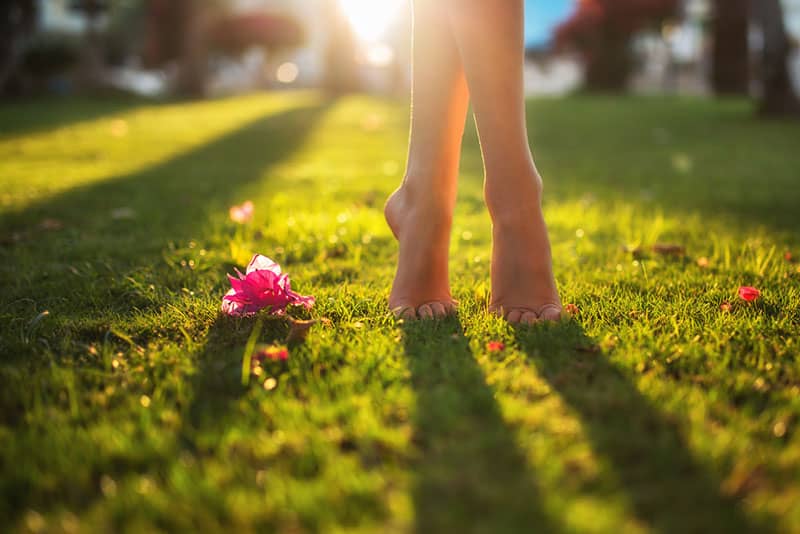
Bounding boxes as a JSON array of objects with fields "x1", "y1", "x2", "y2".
[{"x1": 1, "y1": 91, "x2": 799, "y2": 533}]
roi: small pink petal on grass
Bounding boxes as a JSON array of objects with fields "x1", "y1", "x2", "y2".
[
  {"x1": 738, "y1": 286, "x2": 761, "y2": 302},
  {"x1": 222, "y1": 254, "x2": 315, "y2": 316},
  {"x1": 720, "y1": 301, "x2": 732, "y2": 313},
  {"x1": 785, "y1": 251, "x2": 793, "y2": 262},
  {"x1": 486, "y1": 341, "x2": 505, "y2": 352},
  {"x1": 564, "y1": 303, "x2": 579, "y2": 316},
  {"x1": 229, "y1": 200, "x2": 254, "y2": 224},
  {"x1": 696, "y1": 257, "x2": 710, "y2": 268}
]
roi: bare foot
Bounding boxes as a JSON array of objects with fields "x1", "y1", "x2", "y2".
[
  {"x1": 385, "y1": 184, "x2": 456, "y2": 319},
  {"x1": 487, "y1": 173, "x2": 562, "y2": 324}
]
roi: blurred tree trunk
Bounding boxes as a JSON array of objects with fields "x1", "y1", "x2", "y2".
[
  {"x1": 323, "y1": 0, "x2": 360, "y2": 95},
  {"x1": 711, "y1": 0, "x2": 749, "y2": 94},
  {"x1": 79, "y1": 11, "x2": 104, "y2": 88},
  {"x1": 0, "y1": 0, "x2": 37, "y2": 93},
  {"x1": 143, "y1": 0, "x2": 214, "y2": 97},
  {"x1": 754, "y1": 0, "x2": 800, "y2": 116},
  {"x1": 70, "y1": 1, "x2": 109, "y2": 89},
  {"x1": 584, "y1": 33, "x2": 633, "y2": 92},
  {"x1": 175, "y1": 0, "x2": 209, "y2": 98}
]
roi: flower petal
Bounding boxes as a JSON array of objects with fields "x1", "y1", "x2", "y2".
[
  {"x1": 227, "y1": 273, "x2": 248, "y2": 294},
  {"x1": 222, "y1": 254, "x2": 314, "y2": 316},
  {"x1": 222, "y1": 289, "x2": 248, "y2": 315},
  {"x1": 738, "y1": 286, "x2": 761, "y2": 302},
  {"x1": 246, "y1": 254, "x2": 282, "y2": 275}
]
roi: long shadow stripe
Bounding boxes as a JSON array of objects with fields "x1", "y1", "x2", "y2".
[
  {"x1": 403, "y1": 317, "x2": 560, "y2": 534},
  {"x1": 513, "y1": 320, "x2": 774, "y2": 534}
]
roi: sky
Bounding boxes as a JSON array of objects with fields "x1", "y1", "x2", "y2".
[{"x1": 525, "y1": 0, "x2": 575, "y2": 48}]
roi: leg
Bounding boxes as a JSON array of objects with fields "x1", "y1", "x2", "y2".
[
  {"x1": 385, "y1": 0, "x2": 470, "y2": 319},
  {"x1": 444, "y1": 0, "x2": 562, "y2": 323}
]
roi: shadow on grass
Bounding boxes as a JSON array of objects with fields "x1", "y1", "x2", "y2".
[
  {"x1": 513, "y1": 319, "x2": 773, "y2": 534},
  {"x1": 480, "y1": 98, "x2": 800, "y2": 236},
  {"x1": 0, "y1": 102, "x2": 333, "y2": 527},
  {"x1": 1, "y1": 101, "x2": 332, "y2": 237},
  {"x1": 0, "y1": 100, "x2": 333, "y2": 345},
  {"x1": 0, "y1": 95, "x2": 151, "y2": 138},
  {"x1": 182, "y1": 315, "x2": 291, "y2": 435},
  {"x1": 401, "y1": 318, "x2": 560, "y2": 533}
]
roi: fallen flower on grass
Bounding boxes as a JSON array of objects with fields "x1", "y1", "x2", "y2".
[
  {"x1": 229, "y1": 200, "x2": 254, "y2": 224},
  {"x1": 222, "y1": 254, "x2": 315, "y2": 316},
  {"x1": 486, "y1": 341, "x2": 505, "y2": 352},
  {"x1": 720, "y1": 301, "x2": 732, "y2": 313},
  {"x1": 738, "y1": 286, "x2": 761, "y2": 302},
  {"x1": 564, "y1": 303, "x2": 579, "y2": 316}
]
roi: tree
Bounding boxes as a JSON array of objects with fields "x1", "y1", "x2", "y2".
[
  {"x1": 69, "y1": 0, "x2": 110, "y2": 88},
  {"x1": 143, "y1": 0, "x2": 214, "y2": 97},
  {"x1": 208, "y1": 11, "x2": 305, "y2": 87},
  {"x1": 555, "y1": 0, "x2": 679, "y2": 91},
  {"x1": 710, "y1": 0, "x2": 749, "y2": 94},
  {"x1": 208, "y1": 12, "x2": 304, "y2": 58},
  {"x1": 0, "y1": 0, "x2": 37, "y2": 93},
  {"x1": 753, "y1": 0, "x2": 800, "y2": 116}
]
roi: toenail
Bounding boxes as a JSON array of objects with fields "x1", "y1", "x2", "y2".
[{"x1": 507, "y1": 310, "x2": 523, "y2": 323}]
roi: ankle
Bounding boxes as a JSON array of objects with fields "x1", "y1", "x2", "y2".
[
  {"x1": 397, "y1": 173, "x2": 456, "y2": 208},
  {"x1": 484, "y1": 172, "x2": 544, "y2": 226}
]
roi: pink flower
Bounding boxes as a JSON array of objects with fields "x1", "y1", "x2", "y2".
[
  {"x1": 486, "y1": 341, "x2": 505, "y2": 352},
  {"x1": 229, "y1": 200, "x2": 254, "y2": 224},
  {"x1": 221, "y1": 254, "x2": 315, "y2": 316},
  {"x1": 738, "y1": 286, "x2": 761, "y2": 302}
]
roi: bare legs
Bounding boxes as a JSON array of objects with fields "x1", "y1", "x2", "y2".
[
  {"x1": 446, "y1": 0, "x2": 562, "y2": 322},
  {"x1": 385, "y1": 0, "x2": 469, "y2": 319},
  {"x1": 388, "y1": 0, "x2": 562, "y2": 323}
]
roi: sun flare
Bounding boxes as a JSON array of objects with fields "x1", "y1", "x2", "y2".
[{"x1": 338, "y1": 0, "x2": 403, "y2": 42}]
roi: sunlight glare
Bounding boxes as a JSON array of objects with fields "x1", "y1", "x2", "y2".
[
  {"x1": 365, "y1": 44, "x2": 395, "y2": 67},
  {"x1": 338, "y1": 0, "x2": 403, "y2": 42}
]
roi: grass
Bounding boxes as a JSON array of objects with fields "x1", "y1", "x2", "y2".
[{"x1": 1, "y1": 91, "x2": 799, "y2": 533}]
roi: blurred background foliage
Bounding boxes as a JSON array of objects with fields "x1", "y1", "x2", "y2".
[{"x1": 1, "y1": 0, "x2": 799, "y2": 116}]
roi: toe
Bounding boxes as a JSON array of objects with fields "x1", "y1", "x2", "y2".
[
  {"x1": 506, "y1": 309, "x2": 523, "y2": 323},
  {"x1": 520, "y1": 311, "x2": 539, "y2": 325},
  {"x1": 417, "y1": 304, "x2": 434, "y2": 320},
  {"x1": 428, "y1": 302, "x2": 447, "y2": 318},
  {"x1": 393, "y1": 306, "x2": 417, "y2": 320},
  {"x1": 538, "y1": 304, "x2": 562, "y2": 322}
]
